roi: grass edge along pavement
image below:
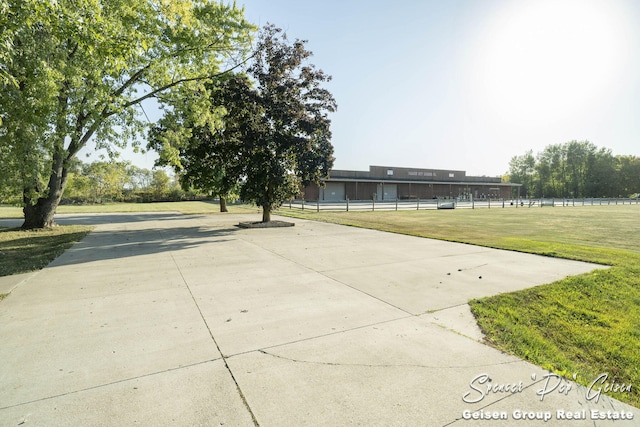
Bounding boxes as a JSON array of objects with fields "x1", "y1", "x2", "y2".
[
  {"x1": 0, "y1": 225, "x2": 94, "y2": 279},
  {"x1": 1, "y1": 202, "x2": 638, "y2": 407},
  {"x1": 276, "y1": 205, "x2": 640, "y2": 408},
  {"x1": 0, "y1": 200, "x2": 260, "y2": 280}
]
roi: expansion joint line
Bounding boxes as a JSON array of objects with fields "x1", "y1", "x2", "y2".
[
  {"x1": 167, "y1": 250, "x2": 260, "y2": 427},
  {"x1": 239, "y1": 236, "x2": 414, "y2": 316}
]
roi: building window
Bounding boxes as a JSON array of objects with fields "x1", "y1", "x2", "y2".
[
  {"x1": 387, "y1": 169, "x2": 394, "y2": 176},
  {"x1": 449, "y1": 173, "x2": 455, "y2": 178}
]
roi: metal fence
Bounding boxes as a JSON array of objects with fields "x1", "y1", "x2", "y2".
[{"x1": 284, "y1": 197, "x2": 640, "y2": 212}]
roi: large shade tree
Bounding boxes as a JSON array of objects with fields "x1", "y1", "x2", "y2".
[
  {"x1": 148, "y1": 74, "x2": 259, "y2": 212},
  {"x1": 0, "y1": 0, "x2": 254, "y2": 229},
  {"x1": 241, "y1": 25, "x2": 336, "y2": 222},
  {"x1": 152, "y1": 25, "x2": 337, "y2": 222}
]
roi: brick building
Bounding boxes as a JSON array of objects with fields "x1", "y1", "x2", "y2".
[{"x1": 301, "y1": 165, "x2": 521, "y2": 201}]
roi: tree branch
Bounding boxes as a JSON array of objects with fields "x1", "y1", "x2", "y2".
[
  {"x1": 68, "y1": 54, "x2": 255, "y2": 159},
  {"x1": 119, "y1": 53, "x2": 255, "y2": 110}
]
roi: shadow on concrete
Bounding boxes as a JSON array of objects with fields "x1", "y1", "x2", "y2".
[
  {"x1": 54, "y1": 227, "x2": 235, "y2": 267},
  {"x1": 54, "y1": 213, "x2": 189, "y2": 225},
  {"x1": 0, "y1": 213, "x2": 192, "y2": 229},
  {"x1": 48, "y1": 224, "x2": 239, "y2": 267}
]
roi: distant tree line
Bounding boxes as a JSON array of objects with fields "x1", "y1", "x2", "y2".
[
  {"x1": 507, "y1": 141, "x2": 640, "y2": 198},
  {"x1": 0, "y1": 159, "x2": 206, "y2": 205}
]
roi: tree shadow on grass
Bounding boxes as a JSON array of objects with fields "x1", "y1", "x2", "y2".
[{"x1": 0, "y1": 229, "x2": 93, "y2": 276}]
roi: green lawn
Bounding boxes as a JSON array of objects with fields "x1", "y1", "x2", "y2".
[
  {"x1": 277, "y1": 205, "x2": 640, "y2": 408},
  {"x1": 0, "y1": 225, "x2": 93, "y2": 277},
  {"x1": 0, "y1": 201, "x2": 261, "y2": 217}
]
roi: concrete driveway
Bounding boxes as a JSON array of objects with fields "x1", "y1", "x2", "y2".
[{"x1": 0, "y1": 213, "x2": 636, "y2": 426}]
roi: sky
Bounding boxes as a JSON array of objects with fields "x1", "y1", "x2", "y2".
[{"x1": 104, "y1": 0, "x2": 640, "y2": 177}]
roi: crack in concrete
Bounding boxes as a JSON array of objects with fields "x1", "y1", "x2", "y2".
[
  {"x1": 256, "y1": 349, "x2": 524, "y2": 370},
  {"x1": 166, "y1": 244, "x2": 261, "y2": 427},
  {"x1": 238, "y1": 234, "x2": 415, "y2": 316},
  {"x1": 224, "y1": 314, "x2": 414, "y2": 359},
  {"x1": 0, "y1": 358, "x2": 221, "y2": 411}
]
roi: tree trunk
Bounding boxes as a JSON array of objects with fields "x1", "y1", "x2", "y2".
[
  {"x1": 219, "y1": 196, "x2": 228, "y2": 212},
  {"x1": 22, "y1": 197, "x2": 59, "y2": 229},
  {"x1": 262, "y1": 204, "x2": 271, "y2": 222},
  {"x1": 21, "y1": 151, "x2": 69, "y2": 229}
]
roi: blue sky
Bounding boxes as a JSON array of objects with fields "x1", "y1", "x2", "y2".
[
  {"x1": 240, "y1": 0, "x2": 640, "y2": 176},
  {"x1": 109, "y1": 0, "x2": 640, "y2": 177}
]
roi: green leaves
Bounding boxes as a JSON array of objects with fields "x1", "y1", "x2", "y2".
[
  {"x1": 237, "y1": 25, "x2": 336, "y2": 215},
  {"x1": 508, "y1": 142, "x2": 640, "y2": 198},
  {"x1": 150, "y1": 25, "x2": 337, "y2": 221},
  {"x1": 1, "y1": 0, "x2": 254, "y2": 227}
]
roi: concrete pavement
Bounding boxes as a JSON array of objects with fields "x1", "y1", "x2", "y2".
[{"x1": 0, "y1": 212, "x2": 637, "y2": 426}]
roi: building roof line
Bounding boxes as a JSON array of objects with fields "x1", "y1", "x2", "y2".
[{"x1": 324, "y1": 177, "x2": 522, "y2": 187}]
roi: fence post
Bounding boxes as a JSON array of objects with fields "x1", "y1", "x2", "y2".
[
  {"x1": 502, "y1": 198, "x2": 505, "y2": 208},
  {"x1": 471, "y1": 195, "x2": 474, "y2": 209},
  {"x1": 488, "y1": 197, "x2": 491, "y2": 209},
  {"x1": 395, "y1": 198, "x2": 398, "y2": 211},
  {"x1": 346, "y1": 197, "x2": 349, "y2": 212},
  {"x1": 317, "y1": 199, "x2": 320, "y2": 212},
  {"x1": 302, "y1": 198, "x2": 305, "y2": 210},
  {"x1": 372, "y1": 196, "x2": 375, "y2": 211}
]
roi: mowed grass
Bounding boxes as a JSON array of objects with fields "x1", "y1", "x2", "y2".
[
  {"x1": 0, "y1": 225, "x2": 93, "y2": 277},
  {"x1": 0, "y1": 201, "x2": 261, "y2": 218},
  {"x1": 277, "y1": 205, "x2": 640, "y2": 407}
]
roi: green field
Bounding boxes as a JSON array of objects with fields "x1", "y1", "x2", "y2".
[
  {"x1": 278, "y1": 205, "x2": 640, "y2": 407},
  {"x1": 0, "y1": 201, "x2": 261, "y2": 218},
  {"x1": 2, "y1": 202, "x2": 639, "y2": 407}
]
